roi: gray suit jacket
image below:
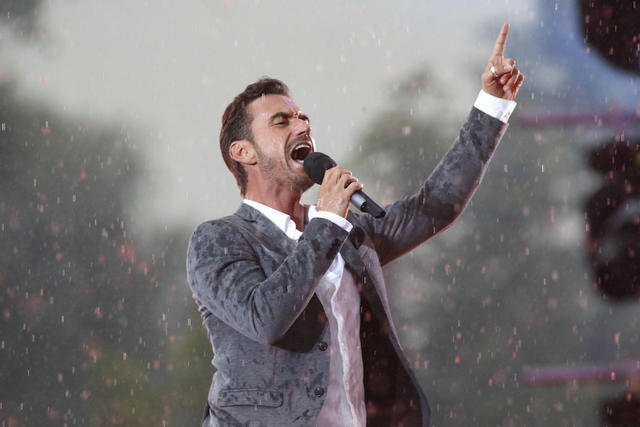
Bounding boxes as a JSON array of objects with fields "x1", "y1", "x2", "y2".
[{"x1": 186, "y1": 107, "x2": 507, "y2": 426}]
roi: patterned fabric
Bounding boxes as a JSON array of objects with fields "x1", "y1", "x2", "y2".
[{"x1": 186, "y1": 107, "x2": 508, "y2": 426}]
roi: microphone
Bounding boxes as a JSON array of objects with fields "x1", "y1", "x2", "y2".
[{"x1": 303, "y1": 152, "x2": 386, "y2": 218}]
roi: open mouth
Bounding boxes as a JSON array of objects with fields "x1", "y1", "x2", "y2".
[{"x1": 290, "y1": 140, "x2": 313, "y2": 162}]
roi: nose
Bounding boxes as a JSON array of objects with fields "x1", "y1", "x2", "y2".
[{"x1": 292, "y1": 116, "x2": 311, "y2": 137}]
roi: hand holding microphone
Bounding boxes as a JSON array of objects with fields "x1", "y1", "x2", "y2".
[
  {"x1": 304, "y1": 152, "x2": 386, "y2": 219},
  {"x1": 314, "y1": 165, "x2": 362, "y2": 219}
]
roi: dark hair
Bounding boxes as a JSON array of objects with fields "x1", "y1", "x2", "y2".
[{"x1": 219, "y1": 77, "x2": 290, "y2": 196}]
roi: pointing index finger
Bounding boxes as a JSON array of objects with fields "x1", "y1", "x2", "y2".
[{"x1": 491, "y1": 23, "x2": 510, "y2": 60}]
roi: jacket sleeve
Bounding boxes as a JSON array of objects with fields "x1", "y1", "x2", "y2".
[
  {"x1": 356, "y1": 107, "x2": 508, "y2": 266},
  {"x1": 186, "y1": 216, "x2": 348, "y2": 345}
]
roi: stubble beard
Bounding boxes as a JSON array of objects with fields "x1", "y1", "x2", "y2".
[{"x1": 255, "y1": 145, "x2": 313, "y2": 194}]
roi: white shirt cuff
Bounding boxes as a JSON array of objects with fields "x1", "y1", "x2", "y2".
[
  {"x1": 309, "y1": 207, "x2": 353, "y2": 233},
  {"x1": 474, "y1": 90, "x2": 517, "y2": 123}
]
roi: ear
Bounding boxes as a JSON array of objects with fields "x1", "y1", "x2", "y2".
[{"x1": 229, "y1": 140, "x2": 257, "y2": 166}]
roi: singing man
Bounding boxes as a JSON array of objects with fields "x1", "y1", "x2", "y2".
[{"x1": 187, "y1": 23, "x2": 524, "y2": 426}]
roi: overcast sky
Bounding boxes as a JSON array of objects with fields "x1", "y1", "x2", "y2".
[{"x1": 5, "y1": 0, "x2": 541, "y2": 231}]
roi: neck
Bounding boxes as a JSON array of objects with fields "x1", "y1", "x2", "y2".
[{"x1": 244, "y1": 187, "x2": 307, "y2": 231}]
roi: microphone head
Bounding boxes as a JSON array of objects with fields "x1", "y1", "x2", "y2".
[{"x1": 303, "y1": 152, "x2": 337, "y2": 184}]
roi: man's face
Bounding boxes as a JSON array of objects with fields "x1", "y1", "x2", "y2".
[{"x1": 247, "y1": 94, "x2": 315, "y2": 192}]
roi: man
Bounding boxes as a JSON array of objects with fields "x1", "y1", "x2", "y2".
[{"x1": 187, "y1": 23, "x2": 523, "y2": 426}]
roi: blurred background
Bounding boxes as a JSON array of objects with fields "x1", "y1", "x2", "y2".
[{"x1": 1, "y1": 0, "x2": 639, "y2": 425}]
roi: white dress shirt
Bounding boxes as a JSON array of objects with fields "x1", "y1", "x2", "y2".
[
  {"x1": 474, "y1": 89, "x2": 517, "y2": 123},
  {"x1": 240, "y1": 90, "x2": 515, "y2": 426}
]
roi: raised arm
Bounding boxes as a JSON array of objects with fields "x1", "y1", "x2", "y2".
[
  {"x1": 357, "y1": 107, "x2": 508, "y2": 266},
  {"x1": 356, "y1": 24, "x2": 524, "y2": 265}
]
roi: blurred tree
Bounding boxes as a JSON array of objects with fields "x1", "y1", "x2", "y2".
[
  {"x1": 580, "y1": 2, "x2": 640, "y2": 422},
  {"x1": 0, "y1": 81, "x2": 210, "y2": 426},
  {"x1": 585, "y1": 139, "x2": 640, "y2": 301},
  {"x1": 601, "y1": 393, "x2": 640, "y2": 426},
  {"x1": 0, "y1": 0, "x2": 43, "y2": 37},
  {"x1": 580, "y1": 0, "x2": 640, "y2": 75}
]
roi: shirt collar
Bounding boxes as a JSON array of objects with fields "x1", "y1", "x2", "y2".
[{"x1": 242, "y1": 199, "x2": 305, "y2": 238}]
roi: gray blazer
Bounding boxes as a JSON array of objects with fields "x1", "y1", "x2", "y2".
[{"x1": 186, "y1": 107, "x2": 507, "y2": 426}]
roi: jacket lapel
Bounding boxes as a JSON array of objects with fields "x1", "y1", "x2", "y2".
[
  {"x1": 340, "y1": 227, "x2": 366, "y2": 279},
  {"x1": 342, "y1": 225, "x2": 397, "y2": 341},
  {"x1": 234, "y1": 203, "x2": 298, "y2": 256}
]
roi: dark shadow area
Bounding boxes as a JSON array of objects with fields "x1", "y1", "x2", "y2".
[{"x1": 0, "y1": 0, "x2": 43, "y2": 37}]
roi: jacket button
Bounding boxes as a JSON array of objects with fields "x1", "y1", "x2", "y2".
[
  {"x1": 318, "y1": 341, "x2": 328, "y2": 351},
  {"x1": 314, "y1": 387, "x2": 325, "y2": 397}
]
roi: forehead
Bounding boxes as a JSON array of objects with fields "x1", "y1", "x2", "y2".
[{"x1": 247, "y1": 94, "x2": 301, "y2": 122}]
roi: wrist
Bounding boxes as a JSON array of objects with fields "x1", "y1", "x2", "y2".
[{"x1": 309, "y1": 206, "x2": 353, "y2": 232}]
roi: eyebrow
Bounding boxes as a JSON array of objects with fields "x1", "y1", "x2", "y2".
[{"x1": 269, "y1": 111, "x2": 311, "y2": 124}]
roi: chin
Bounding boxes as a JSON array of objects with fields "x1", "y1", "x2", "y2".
[{"x1": 291, "y1": 175, "x2": 314, "y2": 193}]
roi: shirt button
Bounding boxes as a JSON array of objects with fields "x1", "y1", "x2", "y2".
[
  {"x1": 314, "y1": 387, "x2": 325, "y2": 397},
  {"x1": 317, "y1": 341, "x2": 328, "y2": 351}
]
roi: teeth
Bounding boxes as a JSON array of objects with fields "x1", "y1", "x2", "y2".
[{"x1": 291, "y1": 142, "x2": 312, "y2": 161}]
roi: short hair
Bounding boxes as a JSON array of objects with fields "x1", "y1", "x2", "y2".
[{"x1": 219, "y1": 77, "x2": 290, "y2": 196}]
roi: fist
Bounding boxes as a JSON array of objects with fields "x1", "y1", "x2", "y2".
[
  {"x1": 482, "y1": 23, "x2": 524, "y2": 101},
  {"x1": 316, "y1": 166, "x2": 363, "y2": 218}
]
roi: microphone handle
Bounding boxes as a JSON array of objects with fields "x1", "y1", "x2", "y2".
[{"x1": 351, "y1": 191, "x2": 386, "y2": 218}]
